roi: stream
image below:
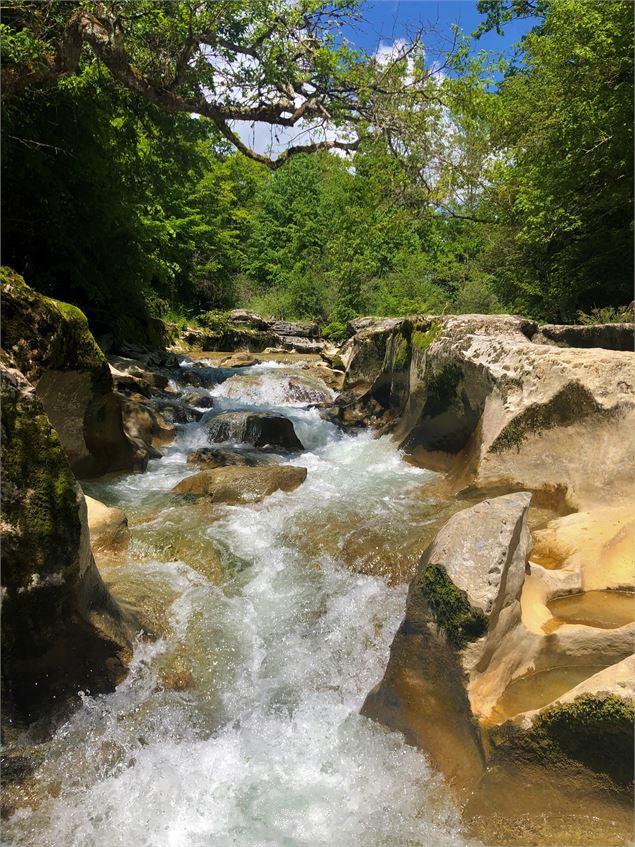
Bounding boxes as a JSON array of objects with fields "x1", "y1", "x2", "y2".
[{"x1": 4, "y1": 359, "x2": 476, "y2": 847}]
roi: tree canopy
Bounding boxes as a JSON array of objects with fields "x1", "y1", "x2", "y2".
[{"x1": 1, "y1": 0, "x2": 632, "y2": 336}]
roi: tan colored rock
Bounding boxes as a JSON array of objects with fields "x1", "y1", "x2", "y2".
[
  {"x1": 364, "y1": 493, "x2": 634, "y2": 806},
  {"x1": 85, "y1": 495, "x2": 130, "y2": 552},
  {"x1": 532, "y1": 505, "x2": 635, "y2": 591},
  {"x1": 121, "y1": 398, "x2": 176, "y2": 447},
  {"x1": 172, "y1": 464, "x2": 307, "y2": 504},
  {"x1": 340, "y1": 313, "x2": 635, "y2": 511},
  {"x1": 219, "y1": 351, "x2": 259, "y2": 368}
]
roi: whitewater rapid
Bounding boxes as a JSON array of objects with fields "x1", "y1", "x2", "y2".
[{"x1": 4, "y1": 360, "x2": 476, "y2": 847}]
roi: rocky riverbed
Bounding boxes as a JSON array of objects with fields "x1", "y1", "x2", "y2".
[{"x1": 1, "y1": 270, "x2": 633, "y2": 846}]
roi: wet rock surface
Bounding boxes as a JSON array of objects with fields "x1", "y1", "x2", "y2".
[
  {"x1": 206, "y1": 410, "x2": 304, "y2": 451},
  {"x1": 172, "y1": 463, "x2": 308, "y2": 503}
]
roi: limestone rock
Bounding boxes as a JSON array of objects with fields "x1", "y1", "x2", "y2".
[
  {"x1": 85, "y1": 495, "x2": 130, "y2": 552},
  {"x1": 271, "y1": 319, "x2": 319, "y2": 339},
  {"x1": 362, "y1": 493, "x2": 532, "y2": 788},
  {"x1": 206, "y1": 411, "x2": 304, "y2": 451},
  {"x1": 219, "y1": 351, "x2": 259, "y2": 368},
  {"x1": 1, "y1": 268, "x2": 149, "y2": 477},
  {"x1": 121, "y1": 398, "x2": 176, "y2": 448},
  {"x1": 424, "y1": 492, "x2": 532, "y2": 631},
  {"x1": 172, "y1": 464, "x2": 307, "y2": 503},
  {"x1": 1, "y1": 362, "x2": 133, "y2": 733},
  {"x1": 532, "y1": 322, "x2": 634, "y2": 352},
  {"x1": 339, "y1": 313, "x2": 635, "y2": 510}
]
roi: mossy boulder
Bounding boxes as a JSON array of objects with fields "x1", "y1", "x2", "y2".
[
  {"x1": 1, "y1": 268, "x2": 149, "y2": 477},
  {"x1": 1, "y1": 361, "x2": 132, "y2": 733}
]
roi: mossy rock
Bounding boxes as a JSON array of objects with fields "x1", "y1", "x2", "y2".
[
  {"x1": 489, "y1": 694, "x2": 635, "y2": 788},
  {"x1": 491, "y1": 382, "x2": 610, "y2": 453},
  {"x1": 0, "y1": 267, "x2": 110, "y2": 392},
  {"x1": 1, "y1": 364, "x2": 81, "y2": 659},
  {"x1": 420, "y1": 564, "x2": 488, "y2": 648},
  {"x1": 411, "y1": 321, "x2": 442, "y2": 352}
]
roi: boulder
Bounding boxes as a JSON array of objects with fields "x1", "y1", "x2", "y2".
[
  {"x1": 228, "y1": 309, "x2": 272, "y2": 330},
  {"x1": 364, "y1": 492, "x2": 634, "y2": 820},
  {"x1": 172, "y1": 464, "x2": 307, "y2": 503},
  {"x1": 154, "y1": 398, "x2": 203, "y2": 424},
  {"x1": 180, "y1": 391, "x2": 215, "y2": 409},
  {"x1": 338, "y1": 314, "x2": 635, "y2": 511},
  {"x1": 1, "y1": 268, "x2": 150, "y2": 477},
  {"x1": 219, "y1": 351, "x2": 259, "y2": 368},
  {"x1": 1, "y1": 361, "x2": 133, "y2": 733},
  {"x1": 121, "y1": 398, "x2": 176, "y2": 448},
  {"x1": 271, "y1": 320, "x2": 320, "y2": 339},
  {"x1": 187, "y1": 446, "x2": 262, "y2": 469},
  {"x1": 206, "y1": 411, "x2": 304, "y2": 451},
  {"x1": 363, "y1": 493, "x2": 532, "y2": 789},
  {"x1": 276, "y1": 336, "x2": 326, "y2": 354},
  {"x1": 85, "y1": 495, "x2": 130, "y2": 552}
]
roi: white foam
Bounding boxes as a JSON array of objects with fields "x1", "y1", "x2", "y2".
[{"x1": 4, "y1": 364, "x2": 475, "y2": 847}]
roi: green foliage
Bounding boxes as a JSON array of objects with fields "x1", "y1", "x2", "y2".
[
  {"x1": 577, "y1": 305, "x2": 633, "y2": 326},
  {"x1": 411, "y1": 322, "x2": 443, "y2": 352},
  {"x1": 480, "y1": 0, "x2": 634, "y2": 320},
  {"x1": 0, "y1": 0, "x2": 631, "y2": 336},
  {"x1": 196, "y1": 311, "x2": 232, "y2": 333},
  {"x1": 420, "y1": 564, "x2": 488, "y2": 648}
]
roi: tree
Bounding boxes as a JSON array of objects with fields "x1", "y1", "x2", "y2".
[
  {"x1": 1, "y1": 0, "x2": 438, "y2": 168},
  {"x1": 479, "y1": 0, "x2": 634, "y2": 320}
]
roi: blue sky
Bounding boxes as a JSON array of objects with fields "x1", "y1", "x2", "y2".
[
  {"x1": 345, "y1": 1, "x2": 537, "y2": 65},
  {"x1": 237, "y1": 1, "x2": 538, "y2": 155}
]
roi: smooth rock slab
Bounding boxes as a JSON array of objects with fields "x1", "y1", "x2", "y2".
[{"x1": 172, "y1": 464, "x2": 307, "y2": 503}]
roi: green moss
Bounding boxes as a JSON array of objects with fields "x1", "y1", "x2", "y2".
[
  {"x1": 491, "y1": 383, "x2": 605, "y2": 453},
  {"x1": 531, "y1": 694, "x2": 635, "y2": 784},
  {"x1": 1, "y1": 268, "x2": 110, "y2": 391},
  {"x1": 426, "y1": 364, "x2": 462, "y2": 405},
  {"x1": 411, "y1": 321, "x2": 442, "y2": 351},
  {"x1": 393, "y1": 336, "x2": 410, "y2": 370},
  {"x1": 47, "y1": 298, "x2": 108, "y2": 373},
  {"x1": 420, "y1": 564, "x2": 488, "y2": 648},
  {"x1": 196, "y1": 310, "x2": 232, "y2": 333}
]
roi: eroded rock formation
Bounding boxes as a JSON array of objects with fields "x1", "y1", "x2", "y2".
[
  {"x1": 1, "y1": 361, "x2": 133, "y2": 734},
  {"x1": 333, "y1": 314, "x2": 635, "y2": 511},
  {"x1": 1, "y1": 268, "x2": 151, "y2": 477}
]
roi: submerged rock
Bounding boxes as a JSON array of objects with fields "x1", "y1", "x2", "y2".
[
  {"x1": 1, "y1": 268, "x2": 150, "y2": 477},
  {"x1": 85, "y1": 495, "x2": 130, "y2": 553},
  {"x1": 172, "y1": 464, "x2": 307, "y2": 503},
  {"x1": 187, "y1": 446, "x2": 263, "y2": 469},
  {"x1": 206, "y1": 411, "x2": 304, "y2": 451},
  {"x1": 1, "y1": 361, "x2": 133, "y2": 734}
]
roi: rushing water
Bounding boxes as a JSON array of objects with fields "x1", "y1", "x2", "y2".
[{"x1": 3, "y1": 360, "x2": 476, "y2": 847}]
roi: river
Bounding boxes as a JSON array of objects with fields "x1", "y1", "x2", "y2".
[{"x1": 3, "y1": 359, "x2": 476, "y2": 847}]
